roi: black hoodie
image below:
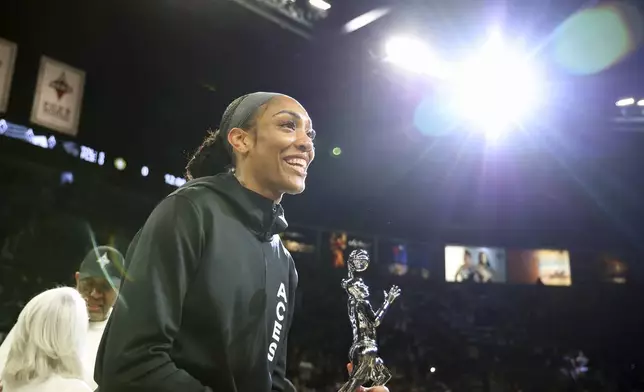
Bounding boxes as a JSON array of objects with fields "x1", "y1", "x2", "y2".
[{"x1": 95, "y1": 173, "x2": 298, "y2": 392}]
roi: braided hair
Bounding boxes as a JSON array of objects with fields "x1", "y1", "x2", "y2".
[{"x1": 185, "y1": 95, "x2": 256, "y2": 180}]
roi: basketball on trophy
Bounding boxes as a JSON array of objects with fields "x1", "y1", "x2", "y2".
[{"x1": 348, "y1": 249, "x2": 370, "y2": 273}]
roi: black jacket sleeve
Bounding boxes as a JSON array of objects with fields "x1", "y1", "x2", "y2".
[
  {"x1": 94, "y1": 194, "x2": 210, "y2": 392},
  {"x1": 271, "y1": 257, "x2": 298, "y2": 392}
]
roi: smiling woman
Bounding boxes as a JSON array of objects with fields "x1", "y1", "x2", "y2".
[{"x1": 94, "y1": 92, "x2": 318, "y2": 392}]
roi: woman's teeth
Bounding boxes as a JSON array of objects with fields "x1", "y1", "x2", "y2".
[{"x1": 285, "y1": 158, "x2": 307, "y2": 168}]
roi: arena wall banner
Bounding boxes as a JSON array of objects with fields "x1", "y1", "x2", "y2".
[
  {"x1": 30, "y1": 56, "x2": 86, "y2": 137},
  {"x1": 444, "y1": 245, "x2": 507, "y2": 283},
  {"x1": 0, "y1": 37, "x2": 17, "y2": 113}
]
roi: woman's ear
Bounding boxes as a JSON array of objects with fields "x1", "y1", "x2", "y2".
[{"x1": 228, "y1": 127, "x2": 252, "y2": 154}]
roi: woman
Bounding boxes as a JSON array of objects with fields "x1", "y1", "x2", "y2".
[
  {"x1": 477, "y1": 252, "x2": 495, "y2": 283},
  {"x1": 95, "y1": 92, "x2": 390, "y2": 392},
  {"x1": 1, "y1": 287, "x2": 91, "y2": 392}
]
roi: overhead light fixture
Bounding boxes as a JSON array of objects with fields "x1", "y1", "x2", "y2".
[
  {"x1": 114, "y1": 157, "x2": 127, "y2": 171},
  {"x1": 230, "y1": 0, "x2": 331, "y2": 39},
  {"x1": 343, "y1": 7, "x2": 390, "y2": 34},
  {"x1": 309, "y1": 0, "x2": 330, "y2": 11},
  {"x1": 616, "y1": 97, "x2": 635, "y2": 107}
]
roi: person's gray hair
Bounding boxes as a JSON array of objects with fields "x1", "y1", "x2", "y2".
[{"x1": 1, "y1": 287, "x2": 88, "y2": 388}]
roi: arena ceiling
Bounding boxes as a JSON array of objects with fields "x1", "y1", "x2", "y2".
[{"x1": 3, "y1": 0, "x2": 644, "y2": 247}]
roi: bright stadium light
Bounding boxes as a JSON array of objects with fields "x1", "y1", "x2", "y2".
[
  {"x1": 385, "y1": 31, "x2": 543, "y2": 139},
  {"x1": 114, "y1": 157, "x2": 127, "y2": 171},
  {"x1": 637, "y1": 99, "x2": 644, "y2": 106},
  {"x1": 616, "y1": 97, "x2": 635, "y2": 106},
  {"x1": 384, "y1": 36, "x2": 447, "y2": 78},
  {"x1": 343, "y1": 7, "x2": 390, "y2": 34},
  {"x1": 309, "y1": 0, "x2": 330, "y2": 11},
  {"x1": 444, "y1": 33, "x2": 541, "y2": 138}
]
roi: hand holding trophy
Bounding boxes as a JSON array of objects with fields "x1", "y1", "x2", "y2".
[{"x1": 339, "y1": 250, "x2": 401, "y2": 392}]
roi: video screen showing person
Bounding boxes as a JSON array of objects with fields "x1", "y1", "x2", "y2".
[
  {"x1": 445, "y1": 245, "x2": 507, "y2": 283},
  {"x1": 327, "y1": 232, "x2": 373, "y2": 269},
  {"x1": 377, "y1": 239, "x2": 409, "y2": 275},
  {"x1": 390, "y1": 243, "x2": 409, "y2": 276},
  {"x1": 328, "y1": 232, "x2": 348, "y2": 268},
  {"x1": 507, "y1": 249, "x2": 572, "y2": 286}
]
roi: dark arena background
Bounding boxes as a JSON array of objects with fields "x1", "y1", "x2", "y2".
[{"x1": 2, "y1": 0, "x2": 644, "y2": 391}]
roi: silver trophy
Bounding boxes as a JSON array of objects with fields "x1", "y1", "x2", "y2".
[{"x1": 339, "y1": 249, "x2": 401, "y2": 392}]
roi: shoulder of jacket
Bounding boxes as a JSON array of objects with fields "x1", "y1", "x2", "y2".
[
  {"x1": 167, "y1": 183, "x2": 209, "y2": 200},
  {"x1": 165, "y1": 184, "x2": 224, "y2": 212}
]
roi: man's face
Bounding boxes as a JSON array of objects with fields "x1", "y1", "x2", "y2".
[
  {"x1": 237, "y1": 96, "x2": 315, "y2": 199},
  {"x1": 75, "y1": 274, "x2": 118, "y2": 322},
  {"x1": 464, "y1": 254, "x2": 472, "y2": 266}
]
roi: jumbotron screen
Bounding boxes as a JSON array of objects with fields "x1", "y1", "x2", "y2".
[
  {"x1": 445, "y1": 246, "x2": 572, "y2": 286},
  {"x1": 445, "y1": 245, "x2": 507, "y2": 283},
  {"x1": 506, "y1": 249, "x2": 572, "y2": 286}
]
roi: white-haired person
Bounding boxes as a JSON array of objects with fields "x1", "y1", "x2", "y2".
[
  {"x1": 0, "y1": 246, "x2": 125, "y2": 390},
  {"x1": 0, "y1": 287, "x2": 92, "y2": 392}
]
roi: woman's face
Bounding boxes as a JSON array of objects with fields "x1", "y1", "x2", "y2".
[{"x1": 232, "y1": 96, "x2": 315, "y2": 200}]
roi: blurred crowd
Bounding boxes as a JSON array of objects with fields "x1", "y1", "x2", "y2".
[{"x1": 285, "y1": 257, "x2": 644, "y2": 392}]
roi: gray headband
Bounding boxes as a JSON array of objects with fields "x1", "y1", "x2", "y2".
[{"x1": 218, "y1": 92, "x2": 286, "y2": 153}]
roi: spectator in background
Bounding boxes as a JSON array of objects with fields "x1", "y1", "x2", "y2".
[
  {"x1": 0, "y1": 287, "x2": 91, "y2": 392},
  {"x1": 0, "y1": 246, "x2": 124, "y2": 390}
]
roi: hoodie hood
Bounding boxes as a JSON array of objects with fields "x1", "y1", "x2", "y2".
[{"x1": 179, "y1": 173, "x2": 288, "y2": 241}]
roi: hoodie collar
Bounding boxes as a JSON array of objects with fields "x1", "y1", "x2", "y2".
[{"x1": 185, "y1": 173, "x2": 288, "y2": 241}]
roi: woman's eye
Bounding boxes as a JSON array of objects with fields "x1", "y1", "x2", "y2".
[{"x1": 281, "y1": 120, "x2": 297, "y2": 130}]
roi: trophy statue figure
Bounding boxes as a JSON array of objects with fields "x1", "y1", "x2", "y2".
[{"x1": 339, "y1": 249, "x2": 401, "y2": 392}]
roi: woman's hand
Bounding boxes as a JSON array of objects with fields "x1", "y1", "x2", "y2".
[{"x1": 346, "y1": 363, "x2": 389, "y2": 392}]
